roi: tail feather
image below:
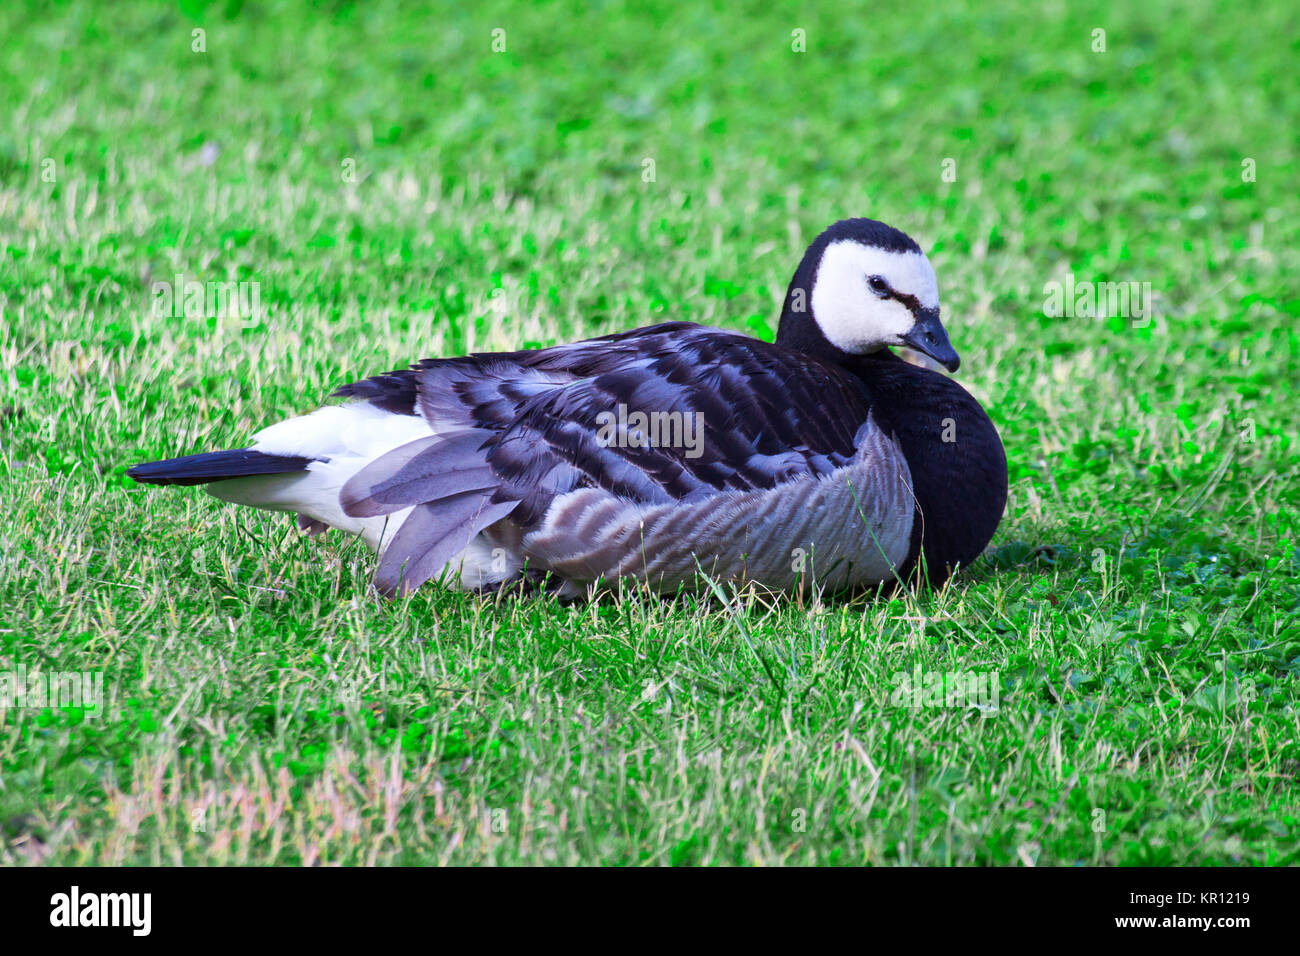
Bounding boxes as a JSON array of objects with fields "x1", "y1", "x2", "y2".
[
  {"x1": 127, "y1": 413, "x2": 521, "y2": 597},
  {"x1": 126, "y1": 449, "x2": 317, "y2": 487}
]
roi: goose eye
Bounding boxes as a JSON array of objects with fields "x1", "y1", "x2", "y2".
[{"x1": 867, "y1": 275, "x2": 890, "y2": 297}]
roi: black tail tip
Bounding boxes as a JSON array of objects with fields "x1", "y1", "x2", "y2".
[{"x1": 127, "y1": 449, "x2": 316, "y2": 487}]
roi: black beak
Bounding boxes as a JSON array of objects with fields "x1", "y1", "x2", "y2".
[{"x1": 901, "y1": 309, "x2": 960, "y2": 372}]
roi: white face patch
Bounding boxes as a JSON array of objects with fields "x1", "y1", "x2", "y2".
[{"x1": 809, "y1": 241, "x2": 941, "y2": 354}]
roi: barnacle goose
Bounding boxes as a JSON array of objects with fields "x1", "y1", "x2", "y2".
[{"x1": 129, "y1": 218, "x2": 1007, "y2": 598}]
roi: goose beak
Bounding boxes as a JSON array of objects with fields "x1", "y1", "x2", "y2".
[{"x1": 901, "y1": 309, "x2": 960, "y2": 372}]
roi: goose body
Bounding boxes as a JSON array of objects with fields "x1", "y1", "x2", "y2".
[{"x1": 129, "y1": 219, "x2": 1007, "y2": 598}]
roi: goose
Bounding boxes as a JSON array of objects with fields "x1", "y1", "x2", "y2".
[{"x1": 128, "y1": 218, "x2": 1007, "y2": 599}]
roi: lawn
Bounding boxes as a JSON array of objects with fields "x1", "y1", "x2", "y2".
[{"x1": 0, "y1": 0, "x2": 1297, "y2": 865}]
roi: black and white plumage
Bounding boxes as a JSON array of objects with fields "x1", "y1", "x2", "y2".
[{"x1": 129, "y1": 218, "x2": 1007, "y2": 598}]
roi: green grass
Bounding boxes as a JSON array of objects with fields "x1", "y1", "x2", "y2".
[{"x1": 1, "y1": 0, "x2": 1298, "y2": 865}]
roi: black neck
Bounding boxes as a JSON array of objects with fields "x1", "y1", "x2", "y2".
[{"x1": 844, "y1": 354, "x2": 1008, "y2": 588}]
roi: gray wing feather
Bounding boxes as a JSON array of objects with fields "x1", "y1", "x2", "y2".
[
  {"x1": 336, "y1": 427, "x2": 521, "y2": 596},
  {"x1": 340, "y1": 430, "x2": 499, "y2": 518},
  {"x1": 374, "y1": 494, "x2": 520, "y2": 597}
]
